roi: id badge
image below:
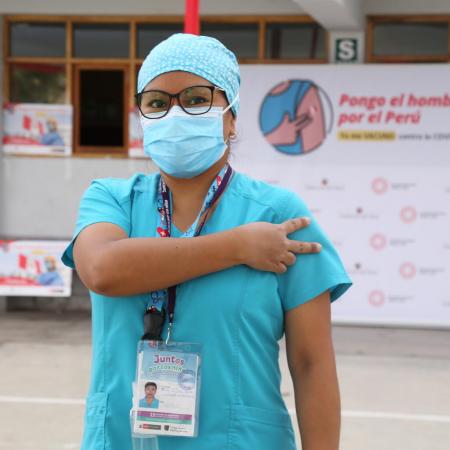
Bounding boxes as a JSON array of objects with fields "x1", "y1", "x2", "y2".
[{"x1": 131, "y1": 340, "x2": 202, "y2": 438}]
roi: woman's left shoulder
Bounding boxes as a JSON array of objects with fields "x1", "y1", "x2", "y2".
[
  {"x1": 92, "y1": 172, "x2": 159, "y2": 203},
  {"x1": 231, "y1": 172, "x2": 309, "y2": 219}
]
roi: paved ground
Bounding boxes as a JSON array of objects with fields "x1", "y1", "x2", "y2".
[{"x1": 0, "y1": 310, "x2": 449, "y2": 450}]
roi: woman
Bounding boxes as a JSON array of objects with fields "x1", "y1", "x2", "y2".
[{"x1": 62, "y1": 33, "x2": 352, "y2": 450}]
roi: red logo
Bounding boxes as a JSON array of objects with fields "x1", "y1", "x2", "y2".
[
  {"x1": 372, "y1": 178, "x2": 389, "y2": 195},
  {"x1": 370, "y1": 233, "x2": 387, "y2": 250},
  {"x1": 157, "y1": 227, "x2": 168, "y2": 237},
  {"x1": 399, "y1": 262, "x2": 416, "y2": 279},
  {"x1": 400, "y1": 206, "x2": 417, "y2": 224},
  {"x1": 368, "y1": 290, "x2": 385, "y2": 307}
]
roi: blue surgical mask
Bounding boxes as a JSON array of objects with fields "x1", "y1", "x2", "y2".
[{"x1": 140, "y1": 104, "x2": 233, "y2": 179}]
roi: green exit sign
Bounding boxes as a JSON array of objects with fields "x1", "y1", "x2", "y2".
[{"x1": 335, "y1": 38, "x2": 359, "y2": 63}]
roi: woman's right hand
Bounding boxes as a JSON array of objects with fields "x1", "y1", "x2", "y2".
[{"x1": 236, "y1": 218, "x2": 322, "y2": 273}]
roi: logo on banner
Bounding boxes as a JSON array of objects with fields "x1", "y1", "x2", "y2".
[
  {"x1": 259, "y1": 80, "x2": 333, "y2": 155},
  {"x1": 368, "y1": 290, "x2": 385, "y2": 307},
  {"x1": 370, "y1": 233, "x2": 387, "y2": 251},
  {"x1": 400, "y1": 206, "x2": 418, "y2": 224},
  {"x1": 371, "y1": 177, "x2": 389, "y2": 195},
  {"x1": 399, "y1": 262, "x2": 417, "y2": 279}
]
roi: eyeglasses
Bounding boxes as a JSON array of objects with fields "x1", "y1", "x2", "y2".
[{"x1": 135, "y1": 85, "x2": 226, "y2": 119}]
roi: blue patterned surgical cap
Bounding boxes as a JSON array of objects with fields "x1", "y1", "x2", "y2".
[{"x1": 138, "y1": 33, "x2": 241, "y2": 116}]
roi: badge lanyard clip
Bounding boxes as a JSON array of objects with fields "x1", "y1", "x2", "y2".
[{"x1": 142, "y1": 306, "x2": 166, "y2": 341}]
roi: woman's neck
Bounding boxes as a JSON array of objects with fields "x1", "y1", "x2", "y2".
[{"x1": 160, "y1": 153, "x2": 229, "y2": 232}]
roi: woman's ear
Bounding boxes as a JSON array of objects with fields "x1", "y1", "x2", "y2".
[{"x1": 228, "y1": 116, "x2": 237, "y2": 140}]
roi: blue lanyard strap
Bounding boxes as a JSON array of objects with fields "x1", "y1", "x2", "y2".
[
  {"x1": 159, "y1": 164, "x2": 233, "y2": 238},
  {"x1": 143, "y1": 164, "x2": 234, "y2": 342}
]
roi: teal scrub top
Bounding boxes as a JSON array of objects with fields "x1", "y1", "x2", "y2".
[{"x1": 62, "y1": 171, "x2": 352, "y2": 450}]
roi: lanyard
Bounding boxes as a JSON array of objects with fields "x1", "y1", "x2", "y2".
[{"x1": 142, "y1": 164, "x2": 233, "y2": 343}]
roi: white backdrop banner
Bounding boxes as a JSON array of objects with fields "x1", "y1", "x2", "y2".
[{"x1": 233, "y1": 64, "x2": 450, "y2": 328}]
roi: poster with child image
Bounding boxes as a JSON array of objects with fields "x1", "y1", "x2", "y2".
[
  {"x1": 3, "y1": 103, "x2": 72, "y2": 156},
  {"x1": 0, "y1": 240, "x2": 72, "y2": 296}
]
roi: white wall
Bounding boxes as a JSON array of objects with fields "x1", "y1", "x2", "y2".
[
  {"x1": 0, "y1": 0, "x2": 305, "y2": 15},
  {"x1": 1, "y1": 156, "x2": 155, "y2": 239}
]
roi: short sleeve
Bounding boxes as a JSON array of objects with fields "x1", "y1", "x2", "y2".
[
  {"x1": 277, "y1": 191, "x2": 352, "y2": 311},
  {"x1": 61, "y1": 179, "x2": 132, "y2": 269}
]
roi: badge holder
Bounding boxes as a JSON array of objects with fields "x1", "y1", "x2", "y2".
[{"x1": 131, "y1": 340, "x2": 202, "y2": 439}]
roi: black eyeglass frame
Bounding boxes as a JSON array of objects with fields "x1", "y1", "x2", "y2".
[{"x1": 135, "y1": 85, "x2": 226, "y2": 119}]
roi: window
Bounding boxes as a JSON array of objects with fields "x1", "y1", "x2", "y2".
[
  {"x1": 373, "y1": 22, "x2": 448, "y2": 57},
  {"x1": 135, "y1": 64, "x2": 141, "y2": 96},
  {"x1": 10, "y1": 63, "x2": 66, "y2": 104},
  {"x1": 78, "y1": 69, "x2": 125, "y2": 147},
  {"x1": 73, "y1": 24, "x2": 130, "y2": 58},
  {"x1": 201, "y1": 23, "x2": 259, "y2": 59},
  {"x1": 9, "y1": 22, "x2": 66, "y2": 58},
  {"x1": 137, "y1": 24, "x2": 183, "y2": 59},
  {"x1": 368, "y1": 16, "x2": 450, "y2": 62},
  {"x1": 266, "y1": 23, "x2": 326, "y2": 60}
]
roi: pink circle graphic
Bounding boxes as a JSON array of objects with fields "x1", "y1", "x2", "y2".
[
  {"x1": 400, "y1": 206, "x2": 417, "y2": 224},
  {"x1": 370, "y1": 233, "x2": 387, "y2": 250},
  {"x1": 368, "y1": 290, "x2": 385, "y2": 307},
  {"x1": 399, "y1": 262, "x2": 417, "y2": 279},
  {"x1": 372, "y1": 178, "x2": 389, "y2": 195}
]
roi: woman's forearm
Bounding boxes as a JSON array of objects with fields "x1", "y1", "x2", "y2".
[
  {"x1": 74, "y1": 218, "x2": 315, "y2": 297},
  {"x1": 292, "y1": 360, "x2": 341, "y2": 450},
  {"x1": 88, "y1": 229, "x2": 244, "y2": 296}
]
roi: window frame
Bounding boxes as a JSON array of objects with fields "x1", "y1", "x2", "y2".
[
  {"x1": 3, "y1": 14, "x2": 328, "y2": 157},
  {"x1": 367, "y1": 15, "x2": 450, "y2": 63},
  {"x1": 73, "y1": 63, "x2": 130, "y2": 156}
]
